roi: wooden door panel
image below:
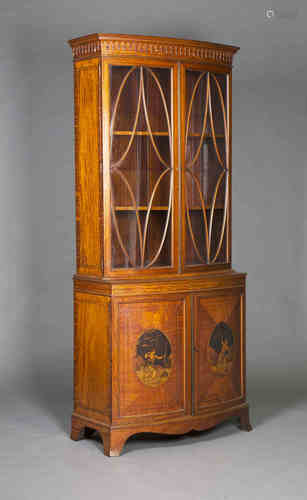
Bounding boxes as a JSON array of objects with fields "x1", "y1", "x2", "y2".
[
  {"x1": 103, "y1": 59, "x2": 179, "y2": 277},
  {"x1": 181, "y1": 64, "x2": 231, "y2": 272},
  {"x1": 114, "y1": 296, "x2": 188, "y2": 418},
  {"x1": 194, "y1": 290, "x2": 244, "y2": 412}
]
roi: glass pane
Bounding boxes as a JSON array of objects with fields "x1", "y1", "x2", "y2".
[
  {"x1": 184, "y1": 70, "x2": 228, "y2": 266},
  {"x1": 109, "y1": 65, "x2": 173, "y2": 269}
]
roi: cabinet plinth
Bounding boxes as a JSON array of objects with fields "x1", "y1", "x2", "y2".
[{"x1": 69, "y1": 33, "x2": 251, "y2": 456}]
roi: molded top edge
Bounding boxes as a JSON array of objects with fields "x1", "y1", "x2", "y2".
[{"x1": 68, "y1": 33, "x2": 239, "y2": 53}]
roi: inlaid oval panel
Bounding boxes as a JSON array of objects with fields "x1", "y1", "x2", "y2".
[
  {"x1": 135, "y1": 329, "x2": 172, "y2": 387},
  {"x1": 207, "y1": 322, "x2": 234, "y2": 376}
]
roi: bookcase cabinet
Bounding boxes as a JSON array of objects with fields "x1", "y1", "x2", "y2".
[{"x1": 68, "y1": 33, "x2": 251, "y2": 456}]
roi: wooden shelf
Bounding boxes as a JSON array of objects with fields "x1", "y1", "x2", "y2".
[
  {"x1": 112, "y1": 131, "x2": 224, "y2": 138},
  {"x1": 114, "y1": 206, "x2": 169, "y2": 211},
  {"x1": 114, "y1": 206, "x2": 223, "y2": 212},
  {"x1": 187, "y1": 206, "x2": 224, "y2": 210},
  {"x1": 187, "y1": 133, "x2": 225, "y2": 139},
  {"x1": 113, "y1": 131, "x2": 169, "y2": 136}
]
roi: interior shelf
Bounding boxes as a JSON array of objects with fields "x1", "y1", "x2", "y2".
[
  {"x1": 114, "y1": 206, "x2": 169, "y2": 211},
  {"x1": 113, "y1": 131, "x2": 170, "y2": 136},
  {"x1": 186, "y1": 133, "x2": 225, "y2": 139},
  {"x1": 112, "y1": 131, "x2": 224, "y2": 138},
  {"x1": 113, "y1": 206, "x2": 224, "y2": 212},
  {"x1": 187, "y1": 206, "x2": 224, "y2": 210}
]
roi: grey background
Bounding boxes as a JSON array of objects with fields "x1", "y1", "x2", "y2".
[{"x1": 1, "y1": 1, "x2": 306, "y2": 499}]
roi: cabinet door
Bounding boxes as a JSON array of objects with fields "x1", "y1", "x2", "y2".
[
  {"x1": 181, "y1": 64, "x2": 231, "y2": 271},
  {"x1": 193, "y1": 290, "x2": 245, "y2": 413},
  {"x1": 113, "y1": 296, "x2": 190, "y2": 420},
  {"x1": 103, "y1": 60, "x2": 178, "y2": 276}
]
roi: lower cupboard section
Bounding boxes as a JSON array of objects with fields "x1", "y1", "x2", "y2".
[{"x1": 72, "y1": 282, "x2": 250, "y2": 455}]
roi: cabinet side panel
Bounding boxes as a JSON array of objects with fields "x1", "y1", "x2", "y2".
[
  {"x1": 74, "y1": 292, "x2": 111, "y2": 417},
  {"x1": 74, "y1": 58, "x2": 102, "y2": 276}
]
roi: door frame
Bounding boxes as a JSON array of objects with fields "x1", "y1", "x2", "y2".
[
  {"x1": 180, "y1": 62, "x2": 232, "y2": 274},
  {"x1": 102, "y1": 57, "x2": 179, "y2": 278},
  {"x1": 111, "y1": 293, "x2": 192, "y2": 425}
]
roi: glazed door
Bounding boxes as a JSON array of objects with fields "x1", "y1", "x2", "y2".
[
  {"x1": 113, "y1": 296, "x2": 190, "y2": 421},
  {"x1": 193, "y1": 290, "x2": 245, "y2": 414},
  {"x1": 103, "y1": 60, "x2": 178, "y2": 277},
  {"x1": 181, "y1": 65, "x2": 231, "y2": 271}
]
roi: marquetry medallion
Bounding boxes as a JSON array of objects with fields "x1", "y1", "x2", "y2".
[
  {"x1": 207, "y1": 322, "x2": 234, "y2": 376},
  {"x1": 135, "y1": 329, "x2": 172, "y2": 387}
]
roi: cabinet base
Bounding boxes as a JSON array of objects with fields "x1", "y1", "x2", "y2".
[{"x1": 71, "y1": 404, "x2": 252, "y2": 456}]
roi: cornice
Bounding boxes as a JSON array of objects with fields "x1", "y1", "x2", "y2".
[{"x1": 68, "y1": 33, "x2": 239, "y2": 67}]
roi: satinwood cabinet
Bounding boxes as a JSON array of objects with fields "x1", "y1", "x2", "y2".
[{"x1": 68, "y1": 33, "x2": 252, "y2": 456}]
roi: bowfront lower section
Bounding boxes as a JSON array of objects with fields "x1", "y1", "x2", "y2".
[{"x1": 72, "y1": 273, "x2": 251, "y2": 455}]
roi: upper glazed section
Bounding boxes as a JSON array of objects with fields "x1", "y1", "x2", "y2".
[{"x1": 68, "y1": 33, "x2": 239, "y2": 67}]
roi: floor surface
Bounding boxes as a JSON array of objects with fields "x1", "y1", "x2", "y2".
[{"x1": 1, "y1": 369, "x2": 306, "y2": 500}]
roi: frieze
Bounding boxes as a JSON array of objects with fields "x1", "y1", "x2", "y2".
[{"x1": 70, "y1": 35, "x2": 237, "y2": 66}]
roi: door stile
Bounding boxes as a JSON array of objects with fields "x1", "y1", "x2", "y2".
[
  {"x1": 190, "y1": 294, "x2": 196, "y2": 416},
  {"x1": 177, "y1": 62, "x2": 182, "y2": 273},
  {"x1": 185, "y1": 293, "x2": 193, "y2": 416},
  {"x1": 226, "y1": 71, "x2": 232, "y2": 264},
  {"x1": 180, "y1": 63, "x2": 187, "y2": 273},
  {"x1": 102, "y1": 59, "x2": 112, "y2": 276}
]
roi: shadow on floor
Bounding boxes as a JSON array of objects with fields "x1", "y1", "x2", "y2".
[
  {"x1": 246, "y1": 366, "x2": 307, "y2": 427},
  {"x1": 28, "y1": 361, "x2": 73, "y2": 434}
]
